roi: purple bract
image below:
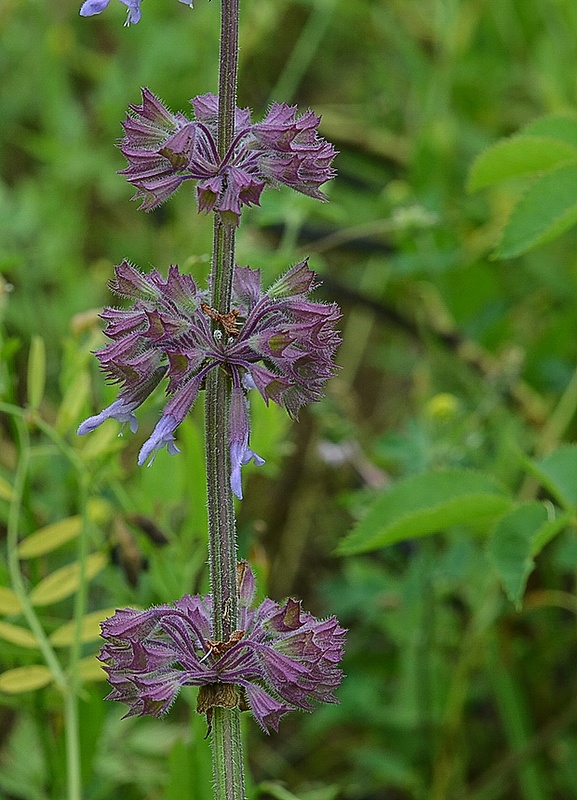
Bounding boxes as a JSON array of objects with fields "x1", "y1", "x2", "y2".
[
  {"x1": 99, "y1": 561, "x2": 346, "y2": 733},
  {"x1": 77, "y1": 259, "x2": 340, "y2": 499},
  {"x1": 118, "y1": 89, "x2": 337, "y2": 223}
]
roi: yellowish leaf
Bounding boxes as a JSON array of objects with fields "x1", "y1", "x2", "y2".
[
  {"x1": 27, "y1": 336, "x2": 46, "y2": 412},
  {"x1": 55, "y1": 371, "x2": 90, "y2": 435},
  {"x1": 18, "y1": 516, "x2": 82, "y2": 559},
  {"x1": 29, "y1": 553, "x2": 107, "y2": 607},
  {"x1": 0, "y1": 476, "x2": 13, "y2": 502},
  {"x1": 79, "y1": 422, "x2": 122, "y2": 460},
  {"x1": 0, "y1": 586, "x2": 22, "y2": 615},
  {"x1": 49, "y1": 608, "x2": 117, "y2": 647},
  {"x1": 0, "y1": 621, "x2": 38, "y2": 649},
  {"x1": 86, "y1": 497, "x2": 113, "y2": 526},
  {"x1": 75, "y1": 655, "x2": 108, "y2": 683},
  {"x1": 0, "y1": 665, "x2": 53, "y2": 693}
]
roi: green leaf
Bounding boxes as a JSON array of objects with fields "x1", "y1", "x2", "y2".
[
  {"x1": 530, "y1": 445, "x2": 577, "y2": 509},
  {"x1": 494, "y1": 162, "x2": 577, "y2": 259},
  {"x1": 77, "y1": 419, "x2": 123, "y2": 461},
  {"x1": 521, "y1": 114, "x2": 577, "y2": 149},
  {"x1": 255, "y1": 784, "x2": 303, "y2": 800},
  {"x1": 487, "y1": 502, "x2": 548, "y2": 609},
  {"x1": 0, "y1": 665, "x2": 53, "y2": 694},
  {"x1": 336, "y1": 470, "x2": 512, "y2": 555},
  {"x1": 18, "y1": 516, "x2": 82, "y2": 559},
  {"x1": 530, "y1": 511, "x2": 572, "y2": 556},
  {"x1": 467, "y1": 136, "x2": 577, "y2": 191},
  {"x1": 29, "y1": 552, "x2": 107, "y2": 607},
  {"x1": 0, "y1": 621, "x2": 38, "y2": 649},
  {"x1": 49, "y1": 608, "x2": 117, "y2": 646}
]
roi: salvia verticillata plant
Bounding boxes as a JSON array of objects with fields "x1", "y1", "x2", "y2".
[{"x1": 77, "y1": 0, "x2": 345, "y2": 796}]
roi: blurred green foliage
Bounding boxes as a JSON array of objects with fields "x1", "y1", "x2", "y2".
[{"x1": 4, "y1": 0, "x2": 577, "y2": 799}]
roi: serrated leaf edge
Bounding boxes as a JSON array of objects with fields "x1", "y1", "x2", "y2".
[
  {"x1": 468, "y1": 134, "x2": 577, "y2": 192},
  {"x1": 492, "y1": 162, "x2": 577, "y2": 259},
  {"x1": 338, "y1": 470, "x2": 512, "y2": 555}
]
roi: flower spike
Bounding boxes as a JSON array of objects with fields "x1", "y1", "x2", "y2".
[
  {"x1": 119, "y1": 89, "x2": 337, "y2": 223},
  {"x1": 78, "y1": 258, "x2": 340, "y2": 498},
  {"x1": 99, "y1": 562, "x2": 345, "y2": 733}
]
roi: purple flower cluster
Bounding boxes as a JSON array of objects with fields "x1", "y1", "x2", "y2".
[
  {"x1": 80, "y1": 0, "x2": 192, "y2": 26},
  {"x1": 118, "y1": 89, "x2": 337, "y2": 223},
  {"x1": 99, "y1": 562, "x2": 345, "y2": 732},
  {"x1": 77, "y1": 258, "x2": 340, "y2": 498}
]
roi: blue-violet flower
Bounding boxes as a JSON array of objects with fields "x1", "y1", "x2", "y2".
[
  {"x1": 80, "y1": 0, "x2": 192, "y2": 25},
  {"x1": 119, "y1": 89, "x2": 337, "y2": 223},
  {"x1": 99, "y1": 561, "x2": 345, "y2": 732},
  {"x1": 78, "y1": 258, "x2": 341, "y2": 498}
]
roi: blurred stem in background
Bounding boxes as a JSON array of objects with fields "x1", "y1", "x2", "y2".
[{"x1": 3, "y1": 405, "x2": 93, "y2": 800}]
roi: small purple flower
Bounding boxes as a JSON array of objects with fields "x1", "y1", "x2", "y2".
[
  {"x1": 99, "y1": 562, "x2": 345, "y2": 732},
  {"x1": 137, "y1": 414, "x2": 181, "y2": 466},
  {"x1": 229, "y1": 387, "x2": 265, "y2": 500},
  {"x1": 80, "y1": 0, "x2": 192, "y2": 25},
  {"x1": 77, "y1": 397, "x2": 139, "y2": 436},
  {"x1": 78, "y1": 259, "x2": 340, "y2": 498},
  {"x1": 119, "y1": 89, "x2": 337, "y2": 223}
]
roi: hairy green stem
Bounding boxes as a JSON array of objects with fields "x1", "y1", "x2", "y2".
[
  {"x1": 205, "y1": 366, "x2": 238, "y2": 645},
  {"x1": 204, "y1": 0, "x2": 245, "y2": 797},
  {"x1": 210, "y1": 0, "x2": 238, "y2": 311},
  {"x1": 211, "y1": 217, "x2": 236, "y2": 315},
  {"x1": 216, "y1": 0, "x2": 239, "y2": 159},
  {"x1": 205, "y1": 192, "x2": 246, "y2": 800}
]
